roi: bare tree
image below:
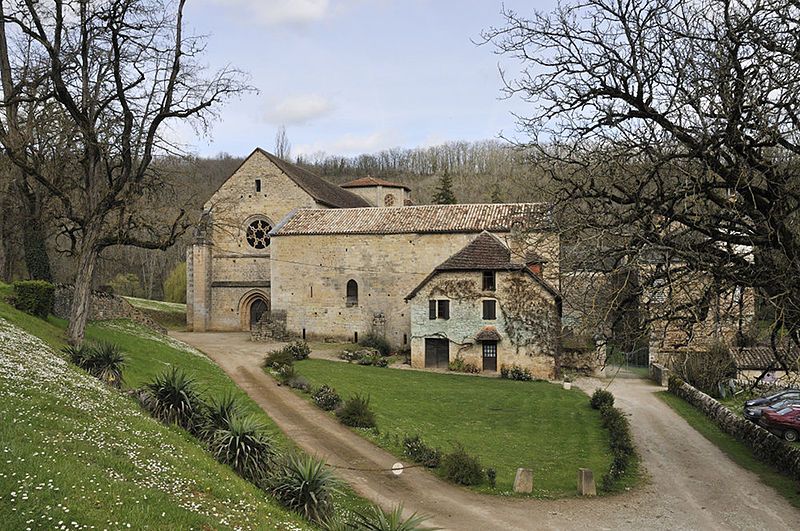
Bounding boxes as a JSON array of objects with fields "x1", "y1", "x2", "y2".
[
  {"x1": 484, "y1": 0, "x2": 800, "y2": 377},
  {"x1": 0, "y1": 0, "x2": 252, "y2": 343},
  {"x1": 275, "y1": 124, "x2": 291, "y2": 160}
]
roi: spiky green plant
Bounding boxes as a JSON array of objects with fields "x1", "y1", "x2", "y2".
[
  {"x1": 86, "y1": 342, "x2": 126, "y2": 388},
  {"x1": 198, "y1": 392, "x2": 241, "y2": 441},
  {"x1": 210, "y1": 412, "x2": 275, "y2": 483},
  {"x1": 267, "y1": 453, "x2": 340, "y2": 523},
  {"x1": 63, "y1": 344, "x2": 91, "y2": 367},
  {"x1": 335, "y1": 393, "x2": 376, "y2": 428},
  {"x1": 139, "y1": 367, "x2": 205, "y2": 432},
  {"x1": 350, "y1": 505, "x2": 438, "y2": 531}
]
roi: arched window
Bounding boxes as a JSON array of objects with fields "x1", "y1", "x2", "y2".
[{"x1": 346, "y1": 279, "x2": 358, "y2": 307}]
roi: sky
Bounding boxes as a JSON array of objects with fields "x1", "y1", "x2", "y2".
[{"x1": 184, "y1": 0, "x2": 556, "y2": 159}]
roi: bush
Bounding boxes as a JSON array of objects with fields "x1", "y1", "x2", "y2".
[
  {"x1": 345, "y1": 504, "x2": 436, "y2": 531},
  {"x1": 286, "y1": 374, "x2": 311, "y2": 392},
  {"x1": 210, "y1": 412, "x2": 276, "y2": 483},
  {"x1": 598, "y1": 404, "x2": 636, "y2": 490},
  {"x1": 139, "y1": 367, "x2": 205, "y2": 433},
  {"x1": 358, "y1": 351, "x2": 388, "y2": 367},
  {"x1": 448, "y1": 356, "x2": 481, "y2": 374},
  {"x1": 64, "y1": 342, "x2": 126, "y2": 388},
  {"x1": 590, "y1": 388, "x2": 615, "y2": 410},
  {"x1": 359, "y1": 333, "x2": 392, "y2": 357},
  {"x1": 402, "y1": 435, "x2": 441, "y2": 468},
  {"x1": 441, "y1": 443, "x2": 484, "y2": 486},
  {"x1": 285, "y1": 340, "x2": 311, "y2": 360},
  {"x1": 264, "y1": 347, "x2": 295, "y2": 371},
  {"x1": 12, "y1": 280, "x2": 55, "y2": 318},
  {"x1": 163, "y1": 261, "x2": 187, "y2": 303},
  {"x1": 500, "y1": 364, "x2": 533, "y2": 381},
  {"x1": 672, "y1": 341, "x2": 734, "y2": 398},
  {"x1": 336, "y1": 394, "x2": 377, "y2": 428},
  {"x1": 312, "y1": 385, "x2": 342, "y2": 411},
  {"x1": 267, "y1": 453, "x2": 340, "y2": 523},
  {"x1": 198, "y1": 393, "x2": 241, "y2": 442},
  {"x1": 486, "y1": 467, "x2": 497, "y2": 489}
]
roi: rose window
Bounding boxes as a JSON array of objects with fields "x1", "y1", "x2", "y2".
[
  {"x1": 246, "y1": 219, "x2": 272, "y2": 249},
  {"x1": 384, "y1": 194, "x2": 396, "y2": 206}
]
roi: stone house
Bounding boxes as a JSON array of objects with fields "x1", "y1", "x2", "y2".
[{"x1": 404, "y1": 232, "x2": 561, "y2": 378}]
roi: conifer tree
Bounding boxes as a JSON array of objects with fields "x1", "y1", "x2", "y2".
[{"x1": 432, "y1": 172, "x2": 457, "y2": 204}]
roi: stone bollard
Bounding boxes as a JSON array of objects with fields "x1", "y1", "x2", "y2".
[
  {"x1": 513, "y1": 468, "x2": 533, "y2": 494},
  {"x1": 577, "y1": 468, "x2": 596, "y2": 496}
]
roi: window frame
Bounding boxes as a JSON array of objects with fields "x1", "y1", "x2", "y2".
[
  {"x1": 346, "y1": 279, "x2": 359, "y2": 307},
  {"x1": 482, "y1": 299, "x2": 497, "y2": 320},
  {"x1": 482, "y1": 270, "x2": 496, "y2": 291},
  {"x1": 428, "y1": 299, "x2": 450, "y2": 320}
]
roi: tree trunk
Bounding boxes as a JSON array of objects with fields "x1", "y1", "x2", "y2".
[
  {"x1": 67, "y1": 234, "x2": 99, "y2": 344},
  {"x1": 16, "y1": 177, "x2": 52, "y2": 281}
]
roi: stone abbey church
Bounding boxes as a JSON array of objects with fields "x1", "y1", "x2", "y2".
[{"x1": 187, "y1": 148, "x2": 563, "y2": 378}]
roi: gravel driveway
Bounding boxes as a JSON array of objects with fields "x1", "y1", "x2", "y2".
[{"x1": 171, "y1": 331, "x2": 800, "y2": 530}]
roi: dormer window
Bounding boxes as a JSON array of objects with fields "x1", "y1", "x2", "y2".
[{"x1": 255, "y1": 179, "x2": 262, "y2": 192}]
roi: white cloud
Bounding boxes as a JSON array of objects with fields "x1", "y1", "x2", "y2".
[
  {"x1": 263, "y1": 94, "x2": 335, "y2": 125},
  {"x1": 295, "y1": 129, "x2": 403, "y2": 156},
  {"x1": 206, "y1": 0, "x2": 329, "y2": 26}
]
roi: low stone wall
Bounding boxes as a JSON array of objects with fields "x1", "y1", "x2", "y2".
[
  {"x1": 251, "y1": 310, "x2": 290, "y2": 342},
  {"x1": 53, "y1": 285, "x2": 167, "y2": 334},
  {"x1": 668, "y1": 377, "x2": 800, "y2": 481},
  {"x1": 650, "y1": 363, "x2": 670, "y2": 387}
]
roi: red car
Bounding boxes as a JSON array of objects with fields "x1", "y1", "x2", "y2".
[{"x1": 760, "y1": 406, "x2": 800, "y2": 442}]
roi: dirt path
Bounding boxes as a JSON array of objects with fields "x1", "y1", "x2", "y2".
[{"x1": 172, "y1": 332, "x2": 800, "y2": 530}]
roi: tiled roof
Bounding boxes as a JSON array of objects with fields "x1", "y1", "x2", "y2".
[
  {"x1": 258, "y1": 149, "x2": 370, "y2": 208},
  {"x1": 436, "y1": 231, "x2": 516, "y2": 271},
  {"x1": 341, "y1": 176, "x2": 411, "y2": 191},
  {"x1": 272, "y1": 203, "x2": 551, "y2": 236},
  {"x1": 733, "y1": 346, "x2": 800, "y2": 370},
  {"x1": 475, "y1": 326, "x2": 502, "y2": 341}
]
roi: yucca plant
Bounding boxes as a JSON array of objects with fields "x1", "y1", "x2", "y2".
[
  {"x1": 267, "y1": 453, "x2": 340, "y2": 523},
  {"x1": 350, "y1": 505, "x2": 438, "y2": 531},
  {"x1": 198, "y1": 392, "x2": 242, "y2": 442},
  {"x1": 139, "y1": 367, "x2": 205, "y2": 432},
  {"x1": 210, "y1": 412, "x2": 275, "y2": 483},
  {"x1": 63, "y1": 344, "x2": 91, "y2": 366},
  {"x1": 86, "y1": 342, "x2": 126, "y2": 388}
]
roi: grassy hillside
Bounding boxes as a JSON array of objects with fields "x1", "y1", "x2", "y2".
[
  {"x1": 0, "y1": 286, "x2": 369, "y2": 527},
  {"x1": 0, "y1": 316, "x2": 310, "y2": 530},
  {"x1": 123, "y1": 296, "x2": 187, "y2": 330}
]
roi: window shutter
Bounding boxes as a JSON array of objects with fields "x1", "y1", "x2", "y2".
[
  {"x1": 429, "y1": 300, "x2": 437, "y2": 320},
  {"x1": 438, "y1": 300, "x2": 450, "y2": 320},
  {"x1": 483, "y1": 300, "x2": 497, "y2": 320}
]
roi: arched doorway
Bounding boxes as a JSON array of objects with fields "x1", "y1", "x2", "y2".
[{"x1": 250, "y1": 298, "x2": 269, "y2": 327}]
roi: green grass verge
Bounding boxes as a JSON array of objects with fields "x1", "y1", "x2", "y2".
[
  {"x1": 293, "y1": 359, "x2": 613, "y2": 498},
  {"x1": 123, "y1": 296, "x2": 187, "y2": 330},
  {"x1": 657, "y1": 391, "x2": 800, "y2": 509},
  {"x1": 0, "y1": 284, "x2": 370, "y2": 527}
]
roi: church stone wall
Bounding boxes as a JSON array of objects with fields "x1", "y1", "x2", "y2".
[
  {"x1": 345, "y1": 185, "x2": 410, "y2": 207},
  {"x1": 409, "y1": 270, "x2": 560, "y2": 379}
]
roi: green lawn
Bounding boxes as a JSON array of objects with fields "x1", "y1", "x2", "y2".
[
  {"x1": 658, "y1": 391, "x2": 800, "y2": 509},
  {"x1": 0, "y1": 285, "x2": 370, "y2": 528},
  {"x1": 294, "y1": 359, "x2": 613, "y2": 498}
]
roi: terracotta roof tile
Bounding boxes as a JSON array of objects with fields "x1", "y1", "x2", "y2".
[
  {"x1": 341, "y1": 176, "x2": 411, "y2": 191},
  {"x1": 259, "y1": 149, "x2": 370, "y2": 208},
  {"x1": 733, "y1": 346, "x2": 800, "y2": 370},
  {"x1": 273, "y1": 203, "x2": 551, "y2": 236},
  {"x1": 436, "y1": 231, "x2": 517, "y2": 271},
  {"x1": 475, "y1": 326, "x2": 502, "y2": 341}
]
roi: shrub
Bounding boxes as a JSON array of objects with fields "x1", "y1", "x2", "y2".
[
  {"x1": 359, "y1": 333, "x2": 392, "y2": 357},
  {"x1": 441, "y1": 443, "x2": 484, "y2": 486},
  {"x1": 598, "y1": 404, "x2": 636, "y2": 490},
  {"x1": 672, "y1": 341, "x2": 734, "y2": 398},
  {"x1": 590, "y1": 388, "x2": 615, "y2": 410},
  {"x1": 336, "y1": 394, "x2": 377, "y2": 428},
  {"x1": 286, "y1": 374, "x2": 311, "y2": 392},
  {"x1": 210, "y1": 412, "x2": 276, "y2": 483},
  {"x1": 448, "y1": 356, "x2": 481, "y2": 374},
  {"x1": 198, "y1": 393, "x2": 241, "y2": 442},
  {"x1": 139, "y1": 367, "x2": 205, "y2": 433},
  {"x1": 276, "y1": 363, "x2": 298, "y2": 385},
  {"x1": 486, "y1": 467, "x2": 497, "y2": 489},
  {"x1": 346, "y1": 504, "x2": 436, "y2": 531},
  {"x1": 264, "y1": 347, "x2": 295, "y2": 371},
  {"x1": 163, "y1": 261, "x2": 187, "y2": 303},
  {"x1": 402, "y1": 435, "x2": 441, "y2": 468},
  {"x1": 500, "y1": 364, "x2": 533, "y2": 381},
  {"x1": 64, "y1": 342, "x2": 126, "y2": 388},
  {"x1": 312, "y1": 385, "x2": 342, "y2": 411},
  {"x1": 358, "y1": 351, "x2": 388, "y2": 367},
  {"x1": 285, "y1": 340, "x2": 311, "y2": 360},
  {"x1": 12, "y1": 280, "x2": 55, "y2": 318},
  {"x1": 267, "y1": 453, "x2": 340, "y2": 523}
]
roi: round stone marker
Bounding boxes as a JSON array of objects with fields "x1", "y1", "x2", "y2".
[{"x1": 392, "y1": 462, "x2": 405, "y2": 476}]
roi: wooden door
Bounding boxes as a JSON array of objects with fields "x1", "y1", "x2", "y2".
[
  {"x1": 425, "y1": 338, "x2": 449, "y2": 368},
  {"x1": 482, "y1": 341, "x2": 498, "y2": 372}
]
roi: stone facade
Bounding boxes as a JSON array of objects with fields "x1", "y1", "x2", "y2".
[
  {"x1": 53, "y1": 285, "x2": 166, "y2": 334},
  {"x1": 407, "y1": 269, "x2": 560, "y2": 379},
  {"x1": 342, "y1": 183, "x2": 410, "y2": 208}
]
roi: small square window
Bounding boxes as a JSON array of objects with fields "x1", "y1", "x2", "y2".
[
  {"x1": 483, "y1": 299, "x2": 497, "y2": 320},
  {"x1": 255, "y1": 179, "x2": 262, "y2": 192},
  {"x1": 482, "y1": 271, "x2": 496, "y2": 291},
  {"x1": 438, "y1": 300, "x2": 450, "y2": 320}
]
